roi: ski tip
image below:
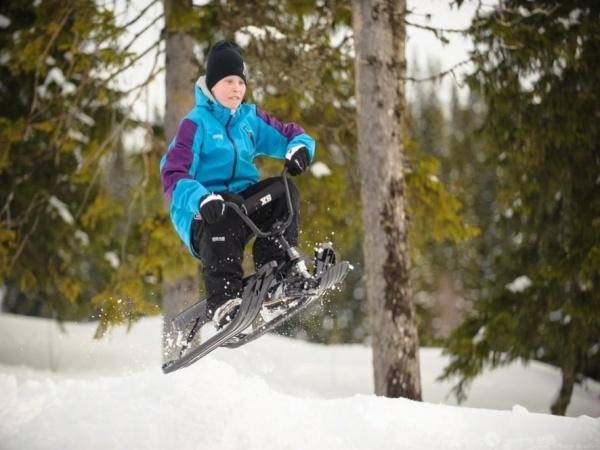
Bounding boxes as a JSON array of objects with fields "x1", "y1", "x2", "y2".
[{"x1": 161, "y1": 360, "x2": 176, "y2": 374}]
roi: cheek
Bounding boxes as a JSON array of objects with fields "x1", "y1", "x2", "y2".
[{"x1": 214, "y1": 89, "x2": 227, "y2": 102}]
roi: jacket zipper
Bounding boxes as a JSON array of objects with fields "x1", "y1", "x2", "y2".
[{"x1": 224, "y1": 115, "x2": 237, "y2": 185}]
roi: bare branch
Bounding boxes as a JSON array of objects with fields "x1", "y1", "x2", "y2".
[
  {"x1": 121, "y1": 11, "x2": 163, "y2": 55},
  {"x1": 405, "y1": 19, "x2": 468, "y2": 35},
  {"x1": 28, "y1": 4, "x2": 76, "y2": 119},
  {"x1": 102, "y1": 38, "x2": 163, "y2": 87},
  {"x1": 404, "y1": 57, "x2": 473, "y2": 85},
  {"x1": 121, "y1": 0, "x2": 162, "y2": 29}
]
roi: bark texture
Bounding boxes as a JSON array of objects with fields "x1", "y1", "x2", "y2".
[
  {"x1": 162, "y1": 0, "x2": 199, "y2": 363},
  {"x1": 352, "y1": 0, "x2": 422, "y2": 399}
]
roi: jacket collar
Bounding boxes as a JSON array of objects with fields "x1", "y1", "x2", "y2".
[{"x1": 195, "y1": 75, "x2": 240, "y2": 125}]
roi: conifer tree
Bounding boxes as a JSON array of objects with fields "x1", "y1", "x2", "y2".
[
  {"x1": 441, "y1": 0, "x2": 600, "y2": 415},
  {"x1": 0, "y1": 0, "x2": 132, "y2": 319},
  {"x1": 0, "y1": 0, "x2": 169, "y2": 331},
  {"x1": 405, "y1": 79, "x2": 482, "y2": 344}
]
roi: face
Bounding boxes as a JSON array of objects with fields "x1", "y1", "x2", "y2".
[{"x1": 211, "y1": 75, "x2": 246, "y2": 110}]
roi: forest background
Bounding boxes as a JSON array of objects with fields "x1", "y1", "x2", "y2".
[{"x1": 1, "y1": 0, "x2": 598, "y2": 417}]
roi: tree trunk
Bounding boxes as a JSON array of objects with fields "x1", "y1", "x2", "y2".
[
  {"x1": 551, "y1": 353, "x2": 575, "y2": 416},
  {"x1": 352, "y1": 0, "x2": 422, "y2": 400},
  {"x1": 162, "y1": 0, "x2": 199, "y2": 363}
]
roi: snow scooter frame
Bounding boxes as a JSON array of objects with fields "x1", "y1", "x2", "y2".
[{"x1": 162, "y1": 168, "x2": 351, "y2": 374}]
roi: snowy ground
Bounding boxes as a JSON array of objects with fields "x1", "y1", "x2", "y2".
[{"x1": 0, "y1": 313, "x2": 598, "y2": 449}]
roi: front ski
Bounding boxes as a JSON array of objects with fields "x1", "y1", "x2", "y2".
[
  {"x1": 223, "y1": 260, "x2": 351, "y2": 349},
  {"x1": 162, "y1": 263, "x2": 276, "y2": 374}
]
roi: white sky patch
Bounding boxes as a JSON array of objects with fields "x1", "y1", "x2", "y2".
[
  {"x1": 235, "y1": 25, "x2": 286, "y2": 48},
  {"x1": 506, "y1": 275, "x2": 532, "y2": 293},
  {"x1": 48, "y1": 196, "x2": 74, "y2": 225},
  {"x1": 406, "y1": 0, "x2": 481, "y2": 106}
]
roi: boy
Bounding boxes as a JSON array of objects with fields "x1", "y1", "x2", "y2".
[{"x1": 160, "y1": 40, "x2": 315, "y2": 329}]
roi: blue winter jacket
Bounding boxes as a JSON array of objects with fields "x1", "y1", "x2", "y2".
[{"x1": 160, "y1": 76, "x2": 315, "y2": 255}]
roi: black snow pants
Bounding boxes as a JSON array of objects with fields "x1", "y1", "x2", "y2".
[{"x1": 191, "y1": 177, "x2": 300, "y2": 312}]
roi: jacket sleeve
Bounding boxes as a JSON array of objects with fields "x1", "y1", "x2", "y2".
[
  {"x1": 160, "y1": 117, "x2": 210, "y2": 212},
  {"x1": 253, "y1": 108, "x2": 315, "y2": 161}
]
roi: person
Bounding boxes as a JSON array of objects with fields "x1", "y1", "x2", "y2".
[{"x1": 160, "y1": 40, "x2": 315, "y2": 330}]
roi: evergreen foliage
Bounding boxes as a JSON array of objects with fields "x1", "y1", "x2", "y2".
[
  {"x1": 1, "y1": 0, "x2": 127, "y2": 319},
  {"x1": 404, "y1": 63, "x2": 483, "y2": 346},
  {"x1": 0, "y1": 0, "x2": 183, "y2": 332},
  {"x1": 1, "y1": 0, "x2": 474, "y2": 345},
  {"x1": 440, "y1": 0, "x2": 600, "y2": 415}
]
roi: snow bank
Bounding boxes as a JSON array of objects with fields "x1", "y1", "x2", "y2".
[{"x1": 0, "y1": 314, "x2": 598, "y2": 449}]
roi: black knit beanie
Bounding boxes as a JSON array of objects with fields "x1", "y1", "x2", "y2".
[{"x1": 205, "y1": 40, "x2": 247, "y2": 90}]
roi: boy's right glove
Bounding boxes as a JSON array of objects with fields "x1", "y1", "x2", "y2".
[{"x1": 199, "y1": 193, "x2": 226, "y2": 223}]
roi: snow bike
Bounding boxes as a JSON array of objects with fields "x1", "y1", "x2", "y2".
[{"x1": 162, "y1": 168, "x2": 351, "y2": 374}]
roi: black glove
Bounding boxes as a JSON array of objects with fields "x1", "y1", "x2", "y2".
[
  {"x1": 199, "y1": 193, "x2": 226, "y2": 224},
  {"x1": 285, "y1": 146, "x2": 310, "y2": 176},
  {"x1": 220, "y1": 191, "x2": 244, "y2": 207}
]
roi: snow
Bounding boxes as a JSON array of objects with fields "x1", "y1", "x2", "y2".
[
  {"x1": 236, "y1": 25, "x2": 286, "y2": 46},
  {"x1": 0, "y1": 14, "x2": 11, "y2": 29},
  {"x1": 38, "y1": 67, "x2": 77, "y2": 98},
  {"x1": 310, "y1": 161, "x2": 333, "y2": 178},
  {"x1": 506, "y1": 275, "x2": 533, "y2": 293},
  {"x1": 0, "y1": 313, "x2": 598, "y2": 449},
  {"x1": 1, "y1": 2, "x2": 599, "y2": 447},
  {"x1": 47, "y1": 196, "x2": 75, "y2": 225},
  {"x1": 103, "y1": 251, "x2": 120, "y2": 269}
]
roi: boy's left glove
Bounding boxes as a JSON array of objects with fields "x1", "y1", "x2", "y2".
[{"x1": 285, "y1": 146, "x2": 310, "y2": 176}]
